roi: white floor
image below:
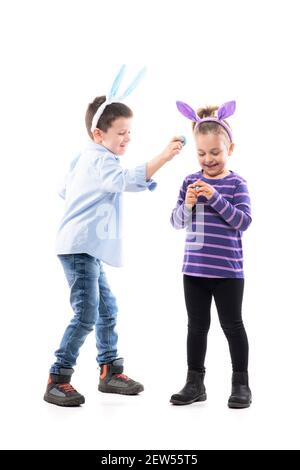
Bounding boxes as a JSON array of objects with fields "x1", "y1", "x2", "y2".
[
  {"x1": 2, "y1": 254, "x2": 300, "y2": 450},
  {"x1": 2, "y1": 359, "x2": 299, "y2": 450}
]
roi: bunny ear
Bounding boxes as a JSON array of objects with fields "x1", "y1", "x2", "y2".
[
  {"x1": 119, "y1": 67, "x2": 147, "y2": 100},
  {"x1": 176, "y1": 101, "x2": 200, "y2": 122},
  {"x1": 108, "y1": 64, "x2": 127, "y2": 100},
  {"x1": 217, "y1": 101, "x2": 236, "y2": 120}
]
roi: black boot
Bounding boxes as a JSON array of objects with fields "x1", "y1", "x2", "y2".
[
  {"x1": 228, "y1": 372, "x2": 252, "y2": 409},
  {"x1": 44, "y1": 368, "x2": 85, "y2": 407},
  {"x1": 170, "y1": 370, "x2": 207, "y2": 405}
]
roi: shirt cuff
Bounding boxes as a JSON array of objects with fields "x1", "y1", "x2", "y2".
[{"x1": 135, "y1": 164, "x2": 157, "y2": 191}]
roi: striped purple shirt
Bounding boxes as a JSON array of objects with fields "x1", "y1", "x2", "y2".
[{"x1": 170, "y1": 171, "x2": 251, "y2": 278}]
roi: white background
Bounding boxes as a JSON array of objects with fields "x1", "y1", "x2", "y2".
[{"x1": 1, "y1": 0, "x2": 300, "y2": 450}]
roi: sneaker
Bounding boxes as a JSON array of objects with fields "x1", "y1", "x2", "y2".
[
  {"x1": 98, "y1": 358, "x2": 144, "y2": 395},
  {"x1": 43, "y1": 369, "x2": 85, "y2": 407}
]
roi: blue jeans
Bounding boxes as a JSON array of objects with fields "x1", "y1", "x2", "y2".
[{"x1": 50, "y1": 254, "x2": 118, "y2": 374}]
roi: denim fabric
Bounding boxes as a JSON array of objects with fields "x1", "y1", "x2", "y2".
[{"x1": 50, "y1": 253, "x2": 118, "y2": 374}]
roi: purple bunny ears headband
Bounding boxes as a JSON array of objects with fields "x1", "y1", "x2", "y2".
[{"x1": 176, "y1": 100, "x2": 236, "y2": 142}]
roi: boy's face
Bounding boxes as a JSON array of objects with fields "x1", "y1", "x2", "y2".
[
  {"x1": 94, "y1": 117, "x2": 132, "y2": 156},
  {"x1": 195, "y1": 132, "x2": 234, "y2": 178}
]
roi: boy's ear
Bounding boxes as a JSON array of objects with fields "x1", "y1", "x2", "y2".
[
  {"x1": 92, "y1": 128, "x2": 104, "y2": 141},
  {"x1": 228, "y1": 142, "x2": 235, "y2": 155}
]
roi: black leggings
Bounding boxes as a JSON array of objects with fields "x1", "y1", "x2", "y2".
[{"x1": 183, "y1": 275, "x2": 249, "y2": 373}]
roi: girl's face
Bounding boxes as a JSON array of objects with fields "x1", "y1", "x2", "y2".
[
  {"x1": 94, "y1": 117, "x2": 132, "y2": 156},
  {"x1": 195, "y1": 132, "x2": 234, "y2": 178}
]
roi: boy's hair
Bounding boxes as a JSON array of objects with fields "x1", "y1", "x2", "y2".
[
  {"x1": 85, "y1": 96, "x2": 133, "y2": 138},
  {"x1": 192, "y1": 106, "x2": 231, "y2": 144}
]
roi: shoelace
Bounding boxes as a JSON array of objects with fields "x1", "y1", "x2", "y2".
[
  {"x1": 114, "y1": 373, "x2": 129, "y2": 381},
  {"x1": 58, "y1": 383, "x2": 77, "y2": 393}
]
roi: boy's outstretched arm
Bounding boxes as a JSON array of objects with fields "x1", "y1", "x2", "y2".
[
  {"x1": 96, "y1": 137, "x2": 183, "y2": 193},
  {"x1": 146, "y1": 137, "x2": 183, "y2": 179}
]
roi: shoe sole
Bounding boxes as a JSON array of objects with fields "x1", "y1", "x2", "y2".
[
  {"x1": 228, "y1": 400, "x2": 252, "y2": 409},
  {"x1": 170, "y1": 393, "x2": 207, "y2": 406},
  {"x1": 43, "y1": 394, "x2": 85, "y2": 407},
  {"x1": 98, "y1": 385, "x2": 144, "y2": 395}
]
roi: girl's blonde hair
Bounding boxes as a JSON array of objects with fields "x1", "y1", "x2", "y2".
[{"x1": 192, "y1": 106, "x2": 232, "y2": 144}]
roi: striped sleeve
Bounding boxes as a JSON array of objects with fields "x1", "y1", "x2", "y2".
[
  {"x1": 206, "y1": 180, "x2": 252, "y2": 231},
  {"x1": 170, "y1": 179, "x2": 193, "y2": 229}
]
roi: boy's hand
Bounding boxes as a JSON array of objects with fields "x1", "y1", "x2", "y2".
[
  {"x1": 191, "y1": 180, "x2": 215, "y2": 200},
  {"x1": 146, "y1": 137, "x2": 184, "y2": 180},
  {"x1": 161, "y1": 137, "x2": 184, "y2": 161}
]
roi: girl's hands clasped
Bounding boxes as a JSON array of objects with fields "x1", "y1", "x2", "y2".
[{"x1": 185, "y1": 180, "x2": 215, "y2": 209}]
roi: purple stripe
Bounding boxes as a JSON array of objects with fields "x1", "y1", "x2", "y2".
[
  {"x1": 234, "y1": 192, "x2": 249, "y2": 197},
  {"x1": 204, "y1": 212, "x2": 223, "y2": 217},
  {"x1": 214, "y1": 184, "x2": 235, "y2": 188},
  {"x1": 236, "y1": 212, "x2": 244, "y2": 230},
  {"x1": 227, "y1": 208, "x2": 236, "y2": 223},
  {"x1": 187, "y1": 243, "x2": 242, "y2": 251},
  {"x1": 235, "y1": 203, "x2": 251, "y2": 208},
  {"x1": 186, "y1": 232, "x2": 241, "y2": 240},
  {"x1": 225, "y1": 177, "x2": 245, "y2": 183},
  {"x1": 184, "y1": 262, "x2": 243, "y2": 272},
  {"x1": 184, "y1": 253, "x2": 243, "y2": 261},
  {"x1": 195, "y1": 221, "x2": 232, "y2": 228},
  {"x1": 183, "y1": 271, "x2": 223, "y2": 278},
  {"x1": 220, "y1": 201, "x2": 229, "y2": 215},
  {"x1": 211, "y1": 194, "x2": 221, "y2": 208}
]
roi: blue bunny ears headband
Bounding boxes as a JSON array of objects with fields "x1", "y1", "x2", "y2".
[
  {"x1": 91, "y1": 65, "x2": 146, "y2": 132},
  {"x1": 176, "y1": 100, "x2": 236, "y2": 142}
]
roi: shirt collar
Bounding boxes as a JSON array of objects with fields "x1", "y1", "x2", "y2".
[{"x1": 85, "y1": 140, "x2": 119, "y2": 160}]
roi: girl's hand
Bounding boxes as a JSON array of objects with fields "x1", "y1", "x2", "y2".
[
  {"x1": 191, "y1": 180, "x2": 215, "y2": 200},
  {"x1": 185, "y1": 184, "x2": 198, "y2": 209}
]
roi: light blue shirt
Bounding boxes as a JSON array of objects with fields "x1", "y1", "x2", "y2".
[{"x1": 56, "y1": 141, "x2": 157, "y2": 267}]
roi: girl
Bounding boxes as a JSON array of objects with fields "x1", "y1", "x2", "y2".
[{"x1": 170, "y1": 100, "x2": 252, "y2": 408}]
